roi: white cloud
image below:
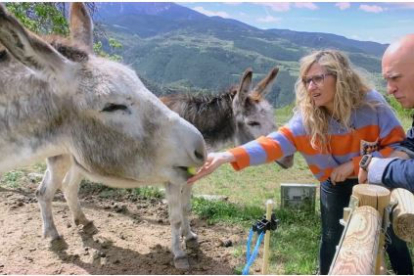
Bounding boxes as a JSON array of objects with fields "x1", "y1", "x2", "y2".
[
  {"x1": 257, "y1": 16, "x2": 282, "y2": 23},
  {"x1": 192, "y1": 6, "x2": 230, "y2": 18},
  {"x1": 359, "y1": 4, "x2": 386, "y2": 13},
  {"x1": 254, "y1": 2, "x2": 319, "y2": 11},
  {"x1": 254, "y1": 3, "x2": 291, "y2": 12},
  {"x1": 335, "y1": 2, "x2": 350, "y2": 10},
  {"x1": 295, "y1": 3, "x2": 319, "y2": 10},
  {"x1": 387, "y1": 3, "x2": 414, "y2": 9}
]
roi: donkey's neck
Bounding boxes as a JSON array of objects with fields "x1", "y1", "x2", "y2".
[{"x1": 0, "y1": 63, "x2": 69, "y2": 172}]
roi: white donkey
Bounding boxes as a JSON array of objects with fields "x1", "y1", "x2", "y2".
[
  {"x1": 0, "y1": 3, "x2": 206, "y2": 270},
  {"x1": 39, "y1": 4, "x2": 294, "y2": 269}
]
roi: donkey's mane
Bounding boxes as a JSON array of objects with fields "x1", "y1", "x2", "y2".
[
  {"x1": 161, "y1": 87, "x2": 238, "y2": 146},
  {"x1": 46, "y1": 36, "x2": 89, "y2": 62},
  {"x1": 167, "y1": 85, "x2": 237, "y2": 105},
  {"x1": 0, "y1": 35, "x2": 89, "y2": 63}
]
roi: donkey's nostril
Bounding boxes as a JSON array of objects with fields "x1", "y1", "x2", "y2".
[{"x1": 194, "y1": 150, "x2": 205, "y2": 161}]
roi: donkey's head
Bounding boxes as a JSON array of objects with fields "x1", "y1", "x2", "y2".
[
  {"x1": 0, "y1": 3, "x2": 206, "y2": 185},
  {"x1": 232, "y1": 67, "x2": 278, "y2": 145},
  {"x1": 232, "y1": 68, "x2": 294, "y2": 169}
]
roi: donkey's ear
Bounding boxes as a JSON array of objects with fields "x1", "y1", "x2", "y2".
[
  {"x1": 235, "y1": 68, "x2": 253, "y2": 105},
  {"x1": 0, "y1": 4, "x2": 74, "y2": 80},
  {"x1": 253, "y1": 67, "x2": 279, "y2": 97},
  {"x1": 70, "y1": 2, "x2": 93, "y2": 52}
]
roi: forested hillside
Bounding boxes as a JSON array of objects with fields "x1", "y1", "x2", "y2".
[{"x1": 95, "y1": 2, "x2": 388, "y2": 107}]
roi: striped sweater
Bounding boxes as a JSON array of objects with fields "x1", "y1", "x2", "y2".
[{"x1": 229, "y1": 90, "x2": 406, "y2": 182}]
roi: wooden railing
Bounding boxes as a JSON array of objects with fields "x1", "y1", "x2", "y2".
[{"x1": 329, "y1": 185, "x2": 414, "y2": 275}]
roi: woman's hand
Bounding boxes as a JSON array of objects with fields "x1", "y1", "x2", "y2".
[
  {"x1": 187, "y1": 151, "x2": 235, "y2": 184},
  {"x1": 330, "y1": 161, "x2": 354, "y2": 184}
]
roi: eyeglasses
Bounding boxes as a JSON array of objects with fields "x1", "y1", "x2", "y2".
[{"x1": 302, "y1": 73, "x2": 333, "y2": 87}]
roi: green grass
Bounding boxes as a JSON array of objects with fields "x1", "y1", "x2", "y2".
[
  {"x1": 0, "y1": 170, "x2": 26, "y2": 188},
  {"x1": 192, "y1": 198, "x2": 320, "y2": 274}
]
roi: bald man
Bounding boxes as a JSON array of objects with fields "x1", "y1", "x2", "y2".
[
  {"x1": 359, "y1": 34, "x2": 414, "y2": 274},
  {"x1": 359, "y1": 34, "x2": 414, "y2": 190}
]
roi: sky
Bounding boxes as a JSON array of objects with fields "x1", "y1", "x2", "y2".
[{"x1": 177, "y1": 2, "x2": 414, "y2": 44}]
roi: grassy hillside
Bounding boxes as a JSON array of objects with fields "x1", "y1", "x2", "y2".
[
  {"x1": 104, "y1": 30, "x2": 384, "y2": 108},
  {"x1": 94, "y1": 2, "x2": 387, "y2": 108}
]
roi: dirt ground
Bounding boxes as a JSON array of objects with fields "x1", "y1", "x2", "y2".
[{"x1": 0, "y1": 181, "x2": 252, "y2": 275}]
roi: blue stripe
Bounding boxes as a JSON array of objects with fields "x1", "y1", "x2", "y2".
[
  {"x1": 330, "y1": 152, "x2": 360, "y2": 165},
  {"x1": 244, "y1": 140, "x2": 268, "y2": 166},
  {"x1": 267, "y1": 132, "x2": 296, "y2": 156},
  {"x1": 302, "y1": 153, "x2": 336, "y2": 169},
  {"x1": 286, "y1": 113, "x2": 307, "y2": 136}
]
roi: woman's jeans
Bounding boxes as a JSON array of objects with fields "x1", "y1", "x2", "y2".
[{"x1": 319, "y1": 178, "x2": 413, "y2": 275}]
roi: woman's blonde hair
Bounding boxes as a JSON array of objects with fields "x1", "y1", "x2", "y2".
[{"x1": 295, "y1": 50, "x2": 372, "y2": 152}]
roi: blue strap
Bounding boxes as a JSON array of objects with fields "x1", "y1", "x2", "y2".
[
  {"x1": 242, "y1": 230, "x2": 265, "y2": 275},
  {"x1": 246, "y1": 229, "x2": 254, "y2": 262}
]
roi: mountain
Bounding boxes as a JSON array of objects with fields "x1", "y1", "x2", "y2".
[{"x1": 94, "y1": 2, "x2": 388, "y2": 107}]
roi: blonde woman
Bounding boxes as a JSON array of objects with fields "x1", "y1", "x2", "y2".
[{"x1": 188, "y1": 50, "x2": 412, "y2": 274}]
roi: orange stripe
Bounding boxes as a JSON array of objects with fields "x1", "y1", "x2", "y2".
[
  {"x1": 321, "y1": 168, "x2": 334, "y2": 181},
  {"x1": 228, "y1": 148, "x2": 250, "y2": 171},
  {"x1": 380, "y1": 126, "x2": 406, "y2": 146},
  {"x1": 329, "y1": 125, "x2": 380, "y2": 155},
  {"x1": 308, "y1": 164, "x2": 321, "y2": 175},
  {"x1": 352, "y1": 156, "x2": 362, "y2": 176},
  {"x1": 379, "y1": 147, "x2": 393, "y2": 157},
  {"x1": 256, "y1": 136, "x2": 283, "y2": 162},
  {"x1": 279, "y1": 125, "x2": 404, "y2": 157},
  {"x1": 291, "y1": 136, "x2": 320, "y2": 155}
]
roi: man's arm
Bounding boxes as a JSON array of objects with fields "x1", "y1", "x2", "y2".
[{"x1": 367, "y1": 157, "x2": 414, "y2": 192}]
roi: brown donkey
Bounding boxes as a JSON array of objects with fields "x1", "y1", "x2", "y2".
[
  {"x1": 160, "y1": 68, "x2": 295, "y2": 167},
  {"x1": 0, "y1": 3, "x2": 207, "y2": 270}
]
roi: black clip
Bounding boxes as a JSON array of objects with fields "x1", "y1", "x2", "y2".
[{"x1": 252, "y1": 214, "x2": 279, "y2": 234}]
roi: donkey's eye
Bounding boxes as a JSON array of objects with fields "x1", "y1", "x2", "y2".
[
  {"x1": 101, "y1": 103, "x2": 128, "y2": 113},
  {"x1": 247, "y1": 121, "x2": 261, "y2": 127}
]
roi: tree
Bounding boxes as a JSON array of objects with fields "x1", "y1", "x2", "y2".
[
  {"x1": 5, "y1": 3, "x2": 69, "y2": 35},
  {"x1": 5, "y1": 3, "x2": 122, "y2": 61}
]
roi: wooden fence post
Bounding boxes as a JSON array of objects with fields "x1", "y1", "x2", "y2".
[
  {"x1": 329, "y1": 184, "x2": 390, "y2": 275},
  {"x1": 262, "y1": 199, "x2": 274, "y2": 275},
  {"x1": 330, "y1": 205, "x2": 381, "y2": 275},
  {"x1": 391, "y1": 188, "x2": 414, "y2": 242}
]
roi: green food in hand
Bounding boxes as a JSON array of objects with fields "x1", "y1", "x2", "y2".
[{"x1": 187, "y1": 167, "x2": 197, "y2": 175}]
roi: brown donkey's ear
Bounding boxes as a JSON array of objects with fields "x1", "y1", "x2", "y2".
[
  {"x1": 70, "y1": 2, "x2": 93, "y2": 52},
  {"x1": 253, "y1": 67, "x2": 279, "y2": 98},
  {"x1": 234, "y1": 67, "x2": 253, "y2": 106},
  {"x1": 0, "y1": 4, "x2": 74, "y2": 78}
]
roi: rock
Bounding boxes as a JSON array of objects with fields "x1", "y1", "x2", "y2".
[
  {"x1": 194, "y1": 194, "x2": 229, "y2": 201},
  {"x1": 223, "y1": 240, "x2": 233, "y2": 247},
  {"x1": 113, "y1": 259, "x2": 121, "y2": 265},
  {"x1": 27, "y1": 173, "x2": 43, "y2": 182}
]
